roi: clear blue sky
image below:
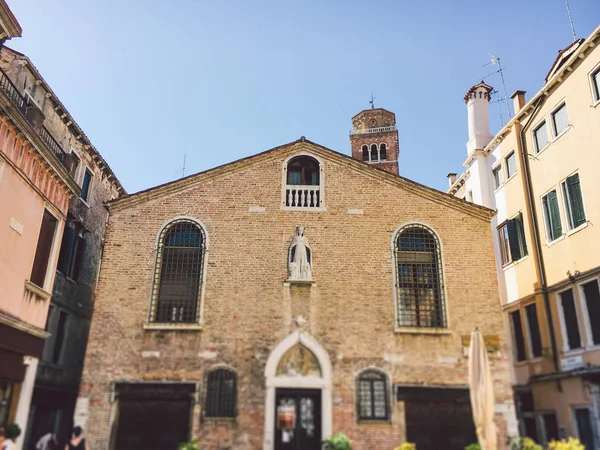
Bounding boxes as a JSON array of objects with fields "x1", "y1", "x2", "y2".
[{"x1": 7, "y1": 0, "x2": 599, "y2": 193}]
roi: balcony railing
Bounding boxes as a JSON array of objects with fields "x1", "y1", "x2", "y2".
[
  {"x1": 285, "y1": 185, "x2": 321, "y2": 208},
  {"x1": 0, "y1": 67, "x2": 68, "y2": 168},
  {"x1": 349, "y1": 125, "x2": 397, "y2": 135},
  {"x1": 22, "y1": 281, "x2": 52, "y2": 329}
]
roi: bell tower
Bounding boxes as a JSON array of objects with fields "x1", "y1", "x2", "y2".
[{"x1": 349, "y1": 107, "x2": 399, "y2": 175}]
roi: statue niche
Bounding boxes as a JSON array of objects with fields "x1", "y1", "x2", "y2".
[{"x1": 288, "y1": 226, "x2": 312, "y2": 281}]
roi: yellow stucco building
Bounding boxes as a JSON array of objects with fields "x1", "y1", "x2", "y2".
[{"x1": 449, "y1": 25, "x2": 600, "y2": 448}]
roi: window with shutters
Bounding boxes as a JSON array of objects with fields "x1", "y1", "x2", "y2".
[
  {"x1": 542, "y1": 189, "x2": 563, "y2": 242},
  {"x1": 580, "y1": 279, "x2": 600, "y2": 346},
  {"x1": 394, "y1": 224, "x2": 447, "y2": 329},
  {"x1": 205, "y1": 369, "x2": 236, "y2": 418},
  {"x1": 357, "y1": 370, "x2": 389, "y2": 421},
  {"x1": 551, "y1": 103, "x2": 569, "y2": 137},
  {"x1": 558, "y1": 288, "x2": 582, "y2": 351},
  {"x1": 498, "y1": 213, "x2": 528, "y2": 266},
  {"x1": 57, "y1": 223, "x2": 87, "y2": 281},
  {"x1": 80, "y1": 169, "x2": 93, "y2": 202},
  {"x1": 525, "y1": 303, "x2": 543, "y2": 358},
  {"x1": 591, "y1": 67, "x2": 600, "y2": 103},
  {"x1": 30, "y1": 209, "x2": 59, "y2": 289},
  {"x1": 561, "y1": 173, "x2": 586, "y2": 231},
  {"x1": 510, "y1": 310, "x2": 526, "y2": 362},
  {"x1": 533, "y1": 121, "x2": 549, "y2": 153},
  {"x1": 492, "y1": 165, "x2": 502, "y2": 190},
  {"x1": 505, "y1": 151, "x2": 517, "y2": 179},
  {"x1": 149, "y1": 219, "x2": 206, "y2": 324}
]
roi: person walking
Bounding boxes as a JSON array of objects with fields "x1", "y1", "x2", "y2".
[
  {"x1": 64, "y1": 427, "x2": 88, "y2": 450},
  {"x1": 35, "y1": 432, "x2": 58, "y2": 450}
]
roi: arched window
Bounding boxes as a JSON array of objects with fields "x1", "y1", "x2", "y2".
[
  {"x1": 205, "y1": 369, "x2": 237, "y2": 418},
  {"x1": 361, "y1": 145, "x2": 369, "y2": 162},
  {"x1": 150, "y1": 219, "x2": 205, "y2": 323},
  {"x1": 370, "y1": 144, "x2": 378, "y2": 162},
  {"x1": 394, "y1": 224, "x2": 446, "y2": 328},
  {"x1": 284, "y1": 155, "x2": 322, "y2": 208},
  {"x1": 356, "y1": 370, "x2": 389, "y2": 421},
  {"x1": 380, "y1": 143, "x2": 387, "y2": 160}
]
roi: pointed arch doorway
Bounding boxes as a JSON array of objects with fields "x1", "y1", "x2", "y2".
[{"x1": 263, "y1": 330, "x2": 332, "y2": 450}]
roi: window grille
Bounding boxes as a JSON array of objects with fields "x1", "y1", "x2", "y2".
[
  {"x1": 394, "y1": 224, "x2": 446, "y2": 328},
  {"x1": 357, "y1": 370, "x2": 389, "y2": 421},
  {"x1": 150, "y1": 219, "x2": 205, "y2": 323},
  {"x1": 205, "y1": 369, "x2": 237, "y2": 418}
]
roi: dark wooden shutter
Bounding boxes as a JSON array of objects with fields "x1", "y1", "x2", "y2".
[
  {"x1": 72, "y1": 236, "x2": 86, "y2": 281},
  {"x1": 560, "y1": 289, "x2": 581, "y2": 349},
  {"x1": 510, "y1": 311, "x2": 526, "y2": 361},
  {"x1": 31, "y1": 210, "x2": 58, "y2": 287},
  {"x1": 507, "y1": 219, "x2": 522, "y2": 261},
  {"x1": 57, "y1": 226, "x2": 76, "y2": 274},
  {"x1": 525, "y1": 304, "x2": 542, "y2": 358},
  {"x1": 567, "y1": 174, "x2": 586, "y2": 228},
  {"x1": 547, "y1": 190, "x2": 562, "y2": 239},
  {"x1": 582, "y1": 281, "x2": 600, "y2": 345},
  {"x1": 516, "y1": 214, "x2": 528, "y2": 257}
]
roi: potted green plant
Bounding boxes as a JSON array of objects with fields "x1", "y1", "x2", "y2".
[
  {"x1": 322, "y1": 432, "x2": 352, "y2": 450},
  {"x1": 178, "y1": 439, "x2": 202, "y2": 450}
]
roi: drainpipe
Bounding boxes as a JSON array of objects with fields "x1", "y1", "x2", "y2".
[{"x1": 517, "y1": 97, "x2": 561, "y2": 385}]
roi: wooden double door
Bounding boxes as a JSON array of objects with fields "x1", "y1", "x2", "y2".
[{"x1": 274, "y1": 388, "x2": 322, "y2": 450}]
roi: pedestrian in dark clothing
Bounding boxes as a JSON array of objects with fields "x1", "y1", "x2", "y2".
[{"x1": 64, "y1": 427, "x2": 88, "y2": 450}]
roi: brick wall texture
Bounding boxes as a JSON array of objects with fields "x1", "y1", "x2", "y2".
[{"x1": 80, "y1": 140, "x2": 514, "y2": 450}]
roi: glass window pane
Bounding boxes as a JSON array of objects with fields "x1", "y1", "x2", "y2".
[
  {"x1": 506, "y1": 153, "x2": 517, "y2": 178},
  {"x1": 81, "y1": 170, "x2": 92, "y2": 201},
  {"x1": 593, "y1": 69, "x2": 600, "y2": 101},
  {"x1": 534, "y1": 122, "x2": 549, "y2": 152},
  {"x1": 552, "y1": 104, "x2": 569, "y2": 136}
]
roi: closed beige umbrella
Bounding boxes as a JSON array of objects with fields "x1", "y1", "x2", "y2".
[{"x1": 469, "y1": 327, "x2": 497, "y2": 450}]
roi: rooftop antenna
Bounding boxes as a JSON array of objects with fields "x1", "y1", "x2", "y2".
[
  {"x1": 369, "y1": 93, "x2": 375, "y2": 109},
  {"x1": 565, "y1": 0, "x2": 577, "y2": 41},
  {"x1": 484, "y1": 54, "x2": 512, "y2": 120},
  {"x1": 174, "y1": 141, "x2": 187, "y2": 179}
]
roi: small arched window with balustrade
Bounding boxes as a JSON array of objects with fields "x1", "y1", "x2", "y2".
[
  {"x1": 361, "y1": 145, "x2": 369, "y2": 162},
  {"x1": 283, "y1": 155, "x2": 323, "y2": 209},
  {"x1": 394, "y1": 224, "x2": 446, "y2": 328},
  {"x1": 379, "y1": 143, "x2": 387, "y2": 160},
  {"x1": 149, "y1": 219, "x2": 206, "y2": 324}
]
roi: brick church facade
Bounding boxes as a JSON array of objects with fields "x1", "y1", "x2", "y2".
[{"x1": 79, "y1": 108, "x2": 517, "y2": 450}]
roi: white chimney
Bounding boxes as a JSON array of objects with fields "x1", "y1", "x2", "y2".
[{"x1": 465, "y1": 81, "x2": 493, "y2": 155}]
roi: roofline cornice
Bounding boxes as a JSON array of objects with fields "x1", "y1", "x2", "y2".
[{"x1": 109, "y1": 139, "x2": 495, "y2": 222}]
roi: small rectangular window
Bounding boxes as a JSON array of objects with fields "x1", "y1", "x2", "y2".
[
  {"x1": 552, "y1": 103, "x2": 569, "y2": 136},
  {"x1": 510, "y1": 310, "x2": 526, "y2": 362},
  {"x1": 498, "y1": 213, "x2": 528, "y2": 266},
  {"x1": 581, "y1": 280, "x2": 600, "y2": 345},
  {"x1": 533, "y1": 122, "x2": 549, "y2": 153},
  {"x1": 525, "y1": 303, "x2": 542, "y2": 358},
  {"x1": 574, "y1": 407, "x2": 595, "y2": 450},
  {"x1": 559, "y1": 289, "x2": 581, "y2": 350},
  {"x1": 561, "y1": 173, "x2": 586, "y2": 230},
  {"x1": 81, "y1": 169, "x2": 92, "y2": 202},
  {"x1": 592, "y1": 68, "x2": 600, "y2": 102},
  {"x1": 505, "y1": 152, "x2": 517, "y2": 179},
  {"x1": 492, "y1": 165, "x2": 502, "y2": 189},
  {"x1": 31, "y1": 209, "x2": 59, "y2": 288},
  {"x1": 542, "y1": 189, "x2": 562, "y2": 242},
  {"x1": 542, "y1": 412, "x2": 559, "y2": 443},
  {"x1": 52, "y1": 310, "x2": 68, "y2": 364},
  {"x1": 57, "y1": 225, "x2": 87, "y2": 281}
]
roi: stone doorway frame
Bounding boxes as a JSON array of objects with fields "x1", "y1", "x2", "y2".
[{"x1": 263, "y1": 330, "x2": 332, "y2": 450}]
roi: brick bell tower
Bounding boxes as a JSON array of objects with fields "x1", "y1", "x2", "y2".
[{"x1": 349, "y1": 106, "x2": 399, "y2": 175}]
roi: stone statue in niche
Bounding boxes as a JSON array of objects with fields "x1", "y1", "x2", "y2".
[{"x1": 288, "y1": 226, "x2": 312, "y2": 281}]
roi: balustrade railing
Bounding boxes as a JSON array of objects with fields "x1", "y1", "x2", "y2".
[
  {"x1": 22, "y1": 281, "x2": 52, "y2": 329},
  {"x1": 285, "y1": 185, "x2": 321, "y2": 208},
  {"x1": 349, "y1": 125, "x2": 397, "y2": 135},
  {"x1": 0, "y1": 67, "x2": 68, "y2": 167}
]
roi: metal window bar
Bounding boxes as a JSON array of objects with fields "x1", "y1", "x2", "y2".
[
  {"x1": 395, "y1": 224, "x2": 447, "y2": 328},
  {"x1": 357, "y1": 371, "x2": 388, "y2": 420},
  {"x1": 150, "y1": 220, "x2": 205, "y2": 324},
  {"x1": 205, "y1": 369, "x2": 237, "y2": 418}
]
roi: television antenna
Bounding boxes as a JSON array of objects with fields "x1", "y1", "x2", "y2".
[
  {"x1": 565, "y1": 0, "x2": 577, "y2": 41},
  {"x1": 174, "y1": 141, "x2": 188, "y2": 179},
  {"x1": 482, "y1": 54, "x2": 512, "y2": 125}
]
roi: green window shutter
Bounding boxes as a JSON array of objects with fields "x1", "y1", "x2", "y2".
[
  {"x1": 567, "y1": 174, "x2": 586, "y2": 228},
  {"x1": 516, "y1": 213, "x2": 528, "y2": 257},
  {"x1": 507, "y1": 219, "x2": 522, "y2": 261},
  {"x1": 57, "y1": 226, "x2": 76, "y2": 274},
  {"x1": 547, "y1": 190, "x2": 562, "y2": 240}
]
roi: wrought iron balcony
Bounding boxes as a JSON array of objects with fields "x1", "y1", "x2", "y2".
[
  {"x1": 349, "y1": 125, "x2": 397, "y2": 135},
  {"x1": 0, "y1": 67, "x2": 70, "y2": 171}
]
